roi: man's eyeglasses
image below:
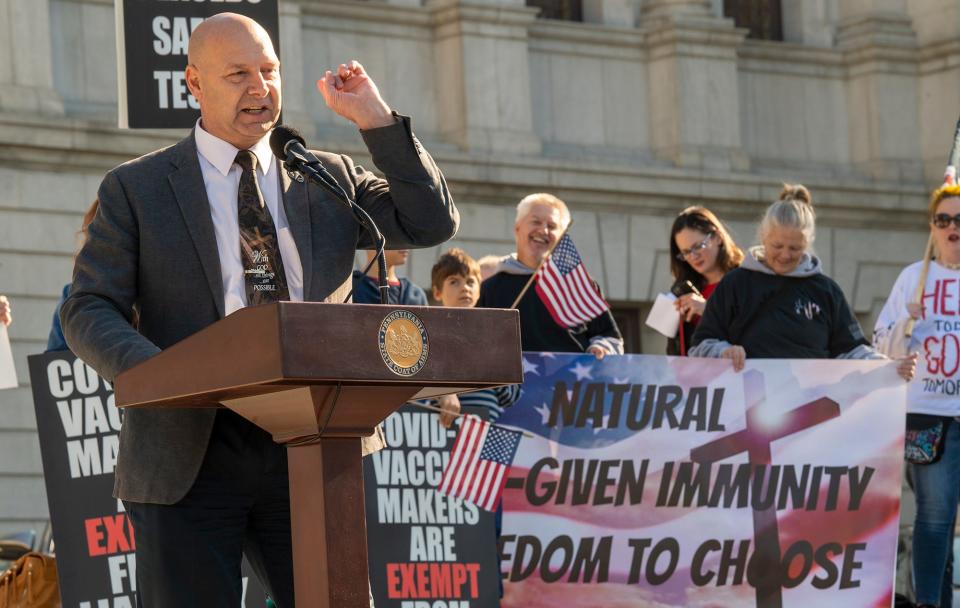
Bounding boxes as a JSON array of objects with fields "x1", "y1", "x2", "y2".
[
  {"x1": 676, "y1": 233, "x2": 714, "y2": 261},
  {"x1": 933, "y1": 213, "x2": 960, "y2": 229}
]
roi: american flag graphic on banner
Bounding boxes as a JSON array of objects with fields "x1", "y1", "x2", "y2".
[
  {"x1": 496, "y1": 353, "x2": 906, "y2": 607},
  {"x1": 439, "y1": 415, "x2": 522, "y2": 511},
  {"x1": 535, "y1": 233, "x2": 610, "y2": 327}
]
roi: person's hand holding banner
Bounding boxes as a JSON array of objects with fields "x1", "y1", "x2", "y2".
[
  {"x1": 437, "y1": 393, "x2": 461, "y2": 428},
  {"x1": 317, "y1": 61, "x2": 394, "y2": 130},
  {"x1": 897, "y1": 352, "x2": 918, "y2": 381},
  {"x1": 0, "y1": 295, "x2": 11, "y2": 326},
  {"x1": 722, "y1": 344, "x2": 746, "y2": 371}
]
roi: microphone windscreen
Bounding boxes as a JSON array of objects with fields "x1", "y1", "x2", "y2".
[{"x1": 269, "y1": 125, "x2": 306, "y2": 159}]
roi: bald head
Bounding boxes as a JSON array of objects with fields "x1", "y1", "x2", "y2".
[
  {"x1": 188, "y1": 13, "x2": 274, "y2": 68},
  {"x1": 184, "y1": 12, "x2": 281, "y2": 150}
]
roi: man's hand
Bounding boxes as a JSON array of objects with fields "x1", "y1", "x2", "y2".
[
  {"x1": 437, "y1": 394, "x2": 461, "y2": 429},
  {"x1": 721, "y1": 345, "x2": 746, "y2": 372},
  {"x1": 587, "y1": 344, "x2": 609, "y2": 360},
  {"x1": 907, "y1": 302, "x2": 924, "y2": 320},
  {"x1": 317, "y1": 61, "x2": 394, "y2": 130},
  {"x1": 0, "y1": 295, "x2": 11, "y2": 327}
]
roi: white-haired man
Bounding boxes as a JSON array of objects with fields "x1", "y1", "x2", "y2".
[{"x1": 477, "y1": 193, "x2": 623, "y2": 357}]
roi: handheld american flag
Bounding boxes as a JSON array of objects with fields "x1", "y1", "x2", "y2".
[
  {"x1": 535, "y1": 233, "x2": 610, "y2": 327},
  {"x1": 439, "y1": 415, "x2": 522, "y2": 511}
]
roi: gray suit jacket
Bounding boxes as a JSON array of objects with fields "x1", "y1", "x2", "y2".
[{"x1": 61, "y1": 115, "x2": 458, "y2": 504}]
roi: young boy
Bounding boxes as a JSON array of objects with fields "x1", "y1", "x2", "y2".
[{"x1": 430, "y1": 248, "x2": 520, "y2": 427}]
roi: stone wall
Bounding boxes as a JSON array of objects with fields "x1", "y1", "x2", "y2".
[{"x1": 0, "y1": 0, "x2": 953, "y2": 535}]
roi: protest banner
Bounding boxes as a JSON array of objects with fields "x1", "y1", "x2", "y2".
[
  {"x1": 498, "y1": 353, "x2": 906, "y2": 607},
  {"x1": 114, "y1": 0, "x2": 279, "y2": 129},
  {"x1": 28, "y1": 351, "x2": 266, "y2": 607},
  {"x1": 0, "y1": 323, "x2": 16, "y2": 390},
  {"x1": 366, "y1": 404, "x2": 501, "y2": 608}
]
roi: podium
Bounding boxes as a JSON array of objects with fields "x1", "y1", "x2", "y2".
[{"x1": 113, "y1": 302, "x2": 522, "y2": 607}]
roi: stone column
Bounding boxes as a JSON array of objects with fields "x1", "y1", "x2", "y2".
[
  {"x1": 278, "y1": 2, "x2": 315, "y2": 139},
  {"x1": 781, "y1": 0, "x2": 836, "y2": 47},
  {"x1": 427, "y1": 0, "x2": 541, "y2": 155},
  {"x1": 0, "y1": 0, "x2": 63, "y2": 115},
  {"x1": 906, "y1": 0, "x2": 960, "y2": 182},
  {"x1": 582, "y1": 0, "x2": 637, "y2": 27},
  {"x1": 837, "y1": 0, "x2": 923, "y2": 181},
  {"x1": 640, "y1": 0, "x2": 749, "y2": 170}
]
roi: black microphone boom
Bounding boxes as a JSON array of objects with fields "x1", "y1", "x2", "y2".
[
  {"x1": 269, "y1": 125, "x2": 390, "y2": 304},
  {"x1": 269, "y1": 126, "x2": 351, "y2": 205}
]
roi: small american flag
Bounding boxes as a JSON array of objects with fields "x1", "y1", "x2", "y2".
[
  {"x1": 535, "y1": 233, "x2": 610, "y2": 327},
  {"x1": 439, "y1": 415, "x2": 522, "y2": 511}
]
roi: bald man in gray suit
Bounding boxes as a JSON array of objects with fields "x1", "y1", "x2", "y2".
[{"x1": 61, "y1": 13, "x2": 457, "y2": 606}]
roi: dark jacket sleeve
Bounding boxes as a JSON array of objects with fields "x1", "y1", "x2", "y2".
[
  {"x1": 581, "y1": 280, "x2": 623, "y2": 346},
  {"x1": 347, "y1": 113, "x2": 458, "y2": 250},
  {"x1": 45, "y1": 284, "x2": 70, "y2": 353},
  {"x1": 827, "y1": 280, "x2": 870, "y2": 357},
  {"x1": 583, "y1": 310, "x2": 622, "y2": 344},
  {"x1": 401, "y1": 280, "x2": 429, "y2": 306},
  {"x1": 691, "y1": 278, "x2": 735, "y2": 347},
  {"x1": 60, "y1": 170, "x2": 161, "y2": 381}
]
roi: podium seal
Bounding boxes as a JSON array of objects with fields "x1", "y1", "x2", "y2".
[{"x1": 378, "y1": 310, "x2": 429, "y2": 376}]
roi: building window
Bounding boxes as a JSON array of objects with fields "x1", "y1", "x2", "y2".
[
  {"x1": 527, "y1": 0, "x2": 583, "y2": 22},
  {"x1": 723, "y1": 0, "x2": 783, "y2": 41}
]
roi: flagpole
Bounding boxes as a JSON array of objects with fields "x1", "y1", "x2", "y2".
[
  {"x1": 905, "y1": 235, "x2": 934, "y2": 338},
  {"x1": 509, "y1": 221, "x2": 574, "y2": 310},
  {"x1": 413, "y1": 401, "x2": 535, "y2": 438}
]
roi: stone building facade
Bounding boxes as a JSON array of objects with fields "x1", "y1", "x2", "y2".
[{"x1": 0, "y1": 0, "x2": 954, "y2": 536}]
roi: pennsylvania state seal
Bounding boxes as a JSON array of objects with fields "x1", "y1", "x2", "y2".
[{"x1": 378, "y1": 310, "x2": 429, "y2": 376}]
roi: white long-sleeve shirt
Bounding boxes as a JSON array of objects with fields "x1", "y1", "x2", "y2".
[
  {"x1": 194, "y1": 121, "x2": 305, "y2": 315},
  {"x1": 874, "y1": 260, "x2": 960, "y2": 415}
]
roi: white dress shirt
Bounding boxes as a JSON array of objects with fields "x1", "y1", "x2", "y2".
[{"x1": 194, "y1": 121, "x2": 305, "y2": 316}]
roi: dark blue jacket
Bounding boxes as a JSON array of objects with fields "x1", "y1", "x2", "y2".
[{"x1": 351, "y1": 270, "x2": 428, "y2": 306}]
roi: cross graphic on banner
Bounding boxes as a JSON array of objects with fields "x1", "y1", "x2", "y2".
[{"x1": 690, "y1": 370, "x2": 840, "y2": 608}]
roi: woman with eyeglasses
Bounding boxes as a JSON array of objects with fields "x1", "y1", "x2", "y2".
[
  {"x1": 667, "y1": 206, "x2": 744, "y2": 355},
  {"x1": 690, "y1": 184, "x2": 916, "y2": 379},
  {"x1": 873, "y1": 183, "x2": 960, "y2": 608}
]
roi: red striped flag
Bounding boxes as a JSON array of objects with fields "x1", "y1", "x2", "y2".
[
  {"x1": 438, "y1": 415, "x2": 522, "y2": 511},
  {"x1": 535, "y1": 233, "x2": 610, "y2": 327}
]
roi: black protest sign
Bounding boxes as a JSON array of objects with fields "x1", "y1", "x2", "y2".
[
  {"x1": 28, "y1": 351, "x2": 267, "y2": 606},
  {"x1": 365, "y1": 404, "x2": 501, "y2": 608},
  {"x1": 116, "y1": 0, "x2": 279, "y2": 129}
]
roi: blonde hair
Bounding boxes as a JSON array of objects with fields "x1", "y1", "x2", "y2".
[
  {"x1": 758, "y1": 183, "x2": 816, "y2": 245},
  {"x1": 515, "y1": 193, "x2": 571, "y2": 230},
  {"x1": 929, "y1": 184, "x2": 960, "y2": 216}
]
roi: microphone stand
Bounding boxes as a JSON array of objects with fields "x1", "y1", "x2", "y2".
[{"x1": 280, "y1": 153, "x2": 389, "y2": 305}]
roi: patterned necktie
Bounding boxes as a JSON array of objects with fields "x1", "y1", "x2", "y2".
[{"x1": 235, "y1": 149, "x2": 289, "y2": 305}]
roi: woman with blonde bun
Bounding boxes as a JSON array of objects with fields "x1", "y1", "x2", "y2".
[{"x1": 690, "y1": 184, "x2": 916, "y2": 382}]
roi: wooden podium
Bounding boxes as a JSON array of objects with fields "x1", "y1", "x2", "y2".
[{"x1": 113, "y1": 302, "x2": 522, "y2": 607}]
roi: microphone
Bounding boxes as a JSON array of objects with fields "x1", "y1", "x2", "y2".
[
  {"x1": 269, "y1": 125, "x2": 389, "y2": 304},
  {"x1": 269, "y1": 126, "x2": 347, "y2": 202}
]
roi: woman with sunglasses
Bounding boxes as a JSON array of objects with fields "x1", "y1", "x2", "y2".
[
  {"x1": 690, "y1": 184, "x2": 916, "y2": 379},
  {"x1": 873, "y1": 184, "x2": 960, "y2": 608},
  {"x1": 667, "y1": 206, "x2": 744, "y2": 355}
]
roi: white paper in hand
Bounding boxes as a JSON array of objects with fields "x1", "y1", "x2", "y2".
[
  {"x1": 0, "y1": 324, "x2": 17, "y2": 390},
  {"x1": 645, "y1": 292, "x2": 680, "y2": 338}
]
